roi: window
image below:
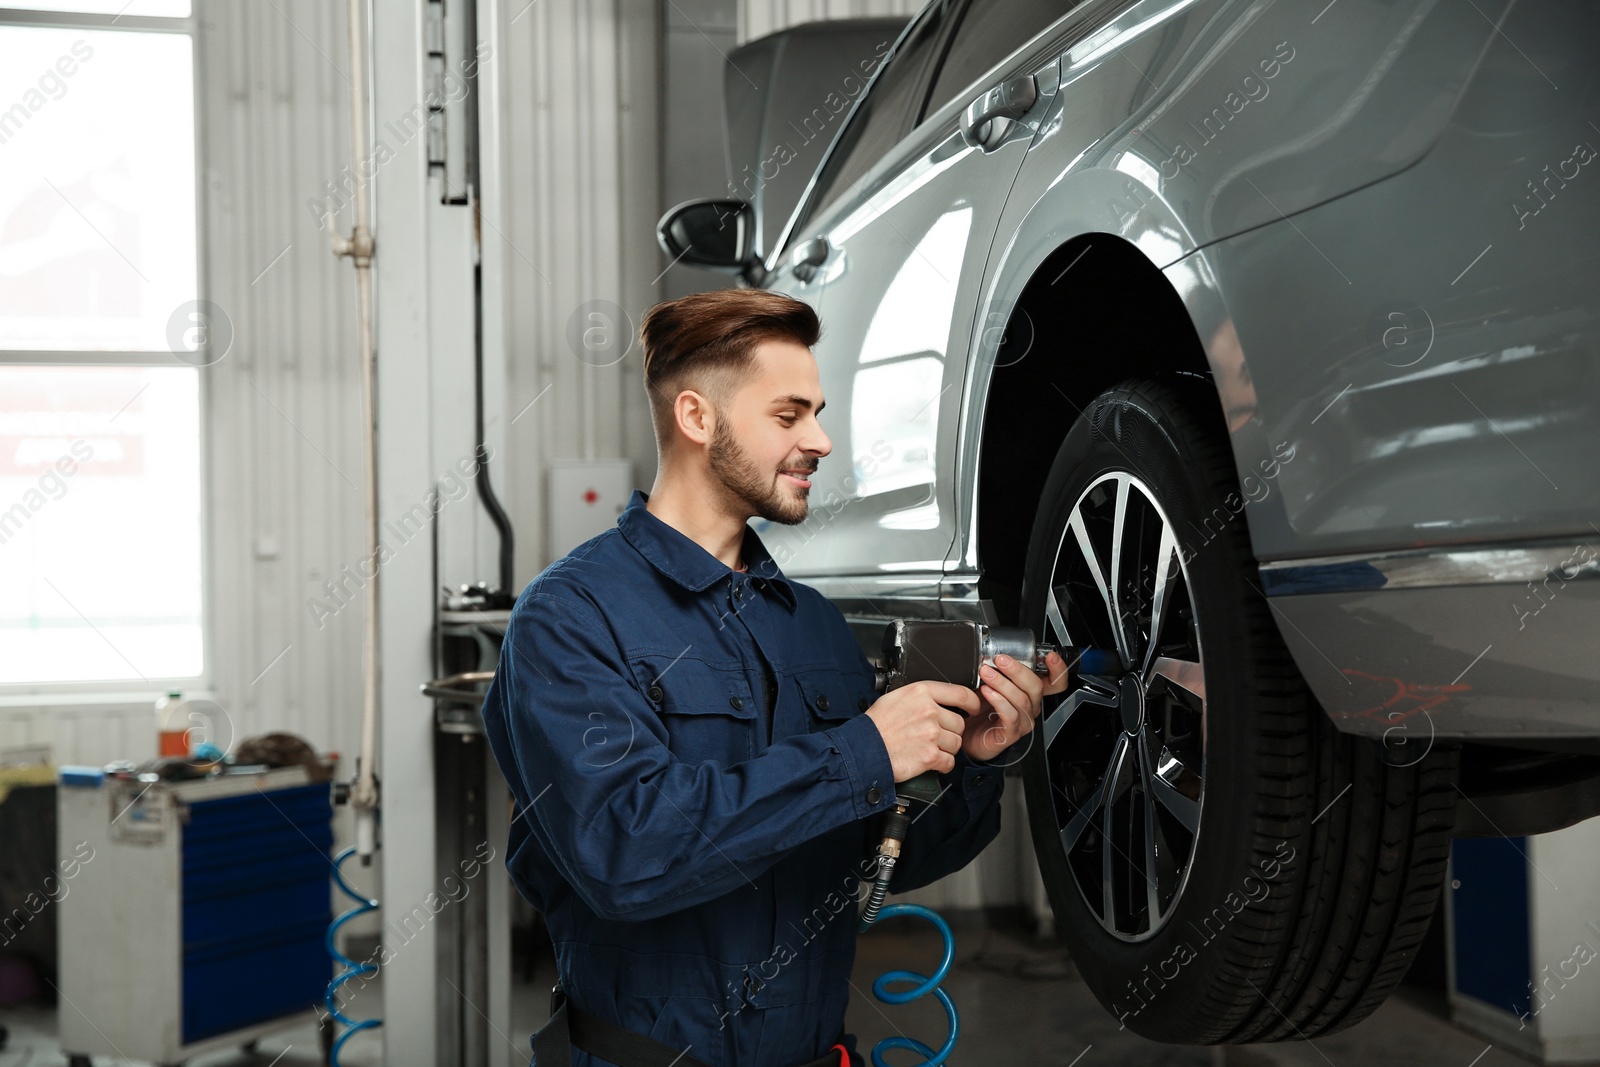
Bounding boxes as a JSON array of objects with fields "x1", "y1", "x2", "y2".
[
  {"x1": 922, "y1": 0, "x2": 1081, "y2": 120},
  {"x1": 0, "y1": 2, "x2": 204, "y2": 688},
  {"x1": 797, "y1": 0, "x2": 956, "y2": 232}
]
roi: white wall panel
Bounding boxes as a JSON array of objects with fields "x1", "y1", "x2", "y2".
[
  {"x1": 1, "y1": 0, "x2": 366, "y2": 772},
  {"x1": 199, "y1": 0, "x2": 369, "y2": 768},
  {"x1": 11, "y1": 0, "x2": 662, "y2": 767},
  {"x1": 497, "y1": 0, "x2": 662, "y2": 571},
  {"x1": 0, "y1": 701, "x2": 152, "y2": 768},
  {"x1": 738, "y1": 0, "x2": 923, "y2": 46}
]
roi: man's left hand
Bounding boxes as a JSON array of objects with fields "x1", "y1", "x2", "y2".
[{"x1": 961, "y1": 650, "x2": 1072, "y2": 763}]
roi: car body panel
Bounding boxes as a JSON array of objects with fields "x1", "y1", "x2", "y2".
[
  {"x1": 1194, "y1": 1, "x2": 1600, "y2": 734},
  {"x1": 1263, "y1": 556, "x2": 1600, "y2": 741},
  {"x1": 950, "y1": 0, "x2": 1512, "y2": 576},
  {"x1": 727, "y1": 0, "x2": 1600, "y2": 738},
  {"x1": 1197, "y1": 0, "x2": 1600, "y2": 561}
]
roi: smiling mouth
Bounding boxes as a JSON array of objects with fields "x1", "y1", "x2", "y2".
[{"x1": 779, "y1": 467, "x2": 814, "y2": 488}]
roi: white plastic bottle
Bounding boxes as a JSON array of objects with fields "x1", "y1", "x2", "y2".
[{"x1": 155, "y1": 689, "x2": 187, "y2": 757}]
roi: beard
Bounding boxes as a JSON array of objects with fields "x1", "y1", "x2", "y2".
[{"x1": 707, "y1": 418, "x2": 812, "y2": 526}]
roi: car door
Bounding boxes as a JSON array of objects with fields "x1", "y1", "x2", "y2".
[
  {"x1": 757, "y1": 0, "x2": 1100, "y2": 602},
  {"x1": 750, "y1": 0, "x2": 954, "y2": 595}
]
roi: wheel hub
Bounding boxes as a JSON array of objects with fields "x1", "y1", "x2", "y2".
[{"x1": 1118, "y1": 675, "x2": 1145, "y2": 734}]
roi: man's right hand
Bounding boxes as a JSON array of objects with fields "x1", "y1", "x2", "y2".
[{"x1": 864, "y1": 681, "x2": 982, "y2": 782}]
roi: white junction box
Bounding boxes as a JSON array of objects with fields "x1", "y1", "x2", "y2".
[{"x1": 548, "y1": 459, "x2": 633, "y2": 561}]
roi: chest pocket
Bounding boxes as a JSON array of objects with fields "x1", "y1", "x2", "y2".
[
  {"x1": 629, "y1": 654, "x2": 757, "y2": 766},
  {"x1": 791, "y1": 666, "x2": 877, "y2": 734}
]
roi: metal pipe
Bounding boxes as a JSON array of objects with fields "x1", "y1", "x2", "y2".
[
  {"x1": 460, "y1": 0, "x2": 514, "y2": 600},
  {"x1": 331, "y1": 0, "x2": 380, "y2": 864},
  {"x1": 472, "y1": 234, "x2": 515, "y2": 599}
]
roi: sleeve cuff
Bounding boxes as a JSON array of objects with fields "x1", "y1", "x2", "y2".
[
  {"x1": 952, "y1": 750, "x2": 1003, "y2": 793},
  {"x1": 827, "y1": 711, "x2": 898, "y2": 820}
]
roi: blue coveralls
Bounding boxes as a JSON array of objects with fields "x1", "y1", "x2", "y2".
[{"x1": 480, "y1": 488, "x2": 1005, "y2": 1067}]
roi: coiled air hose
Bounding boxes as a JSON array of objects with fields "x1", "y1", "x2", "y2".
[
  {"x1": 326, "y1": 846, "x2": 382, "y2": 1065},
  {"x1": 858, "y1": 776, "x2": 959, "y2": 1067},
  {"x1": 858, "y1": 901, "x2": 959, "y2": 1067}
]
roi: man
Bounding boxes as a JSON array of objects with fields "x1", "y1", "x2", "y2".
[{"x1": 480, "y1": 288, "x2": 1069, "y2": 1067}]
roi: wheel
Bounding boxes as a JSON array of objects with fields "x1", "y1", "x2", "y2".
[
  {"x1": 1019, "y1": 376, "x2": 1458, "y2": 1042},
  {"x1": 68, "y1": 1056, "x2": 93, "y2": 1067}
]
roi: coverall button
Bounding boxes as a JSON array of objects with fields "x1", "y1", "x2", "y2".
[
  {"x1": 816, "y1": 694, "x2": 830, "y2": 711},
  {"x1": 647, "y1": 685, "x2": 663, "y2": 703},
  {"x1": 729, "y1": 695, "x2": 744, "y2": 710},
  {"x1": 866, "y1": 786, "x2": 883, "y2": 805},
  {"x1": 973, "y1": 774, "x2": 988, "y2": 786}
]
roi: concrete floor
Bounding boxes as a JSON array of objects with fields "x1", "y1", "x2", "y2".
[{"x1": 0, "y1": 924, "x2": 1567, "y2": 1067}]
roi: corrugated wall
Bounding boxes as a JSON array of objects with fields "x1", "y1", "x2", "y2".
[
  {"x1": 499, "y1": 0, "x2": 661, "y2": 573},
  {"x1": 200, "y1": 0, "x2": 368, "y2": 768},
  {"x1": 196, "y1": 0, "x2": 664, "y2": 774},
  {"x1": 4, "y1": 0, "x2": 661, "y2": 771},
  {"x1": 0, "y1": 0, "x2": 368, "y2": 770}
]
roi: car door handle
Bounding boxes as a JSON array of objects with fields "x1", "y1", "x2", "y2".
[
  {"x1": 961, "y1": 74, "x2": 1038, "y2": 150},
  {"x1": 791, "y1": 235, "x2": 831, "y2": 283}
]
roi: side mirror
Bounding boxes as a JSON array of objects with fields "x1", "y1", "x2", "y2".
[{"x1": 656, "y1": 199, "x2": 761, "y2": 279}]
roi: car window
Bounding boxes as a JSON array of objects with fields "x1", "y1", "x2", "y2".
[
  {"x1": 922, "y1": 0, "x2": 1085, "y2": 120},
  {"x1": 796, "y1": 0, "x2": 955, "y2": 234}
]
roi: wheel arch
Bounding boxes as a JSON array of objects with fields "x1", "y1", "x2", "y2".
[{"x1": 973, "y1": 233, "x2": 1224, "y2": 625}]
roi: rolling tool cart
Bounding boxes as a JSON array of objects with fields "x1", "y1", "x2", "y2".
[{"x1": 56, "y1": 762, "x2": 337, "y2": 1067}]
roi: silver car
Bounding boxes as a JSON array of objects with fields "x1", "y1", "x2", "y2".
[{"x1": 659, "y1": 0, "x2": 1600, "y2": 1043}]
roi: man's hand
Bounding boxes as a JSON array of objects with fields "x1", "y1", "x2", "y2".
[
  {"x1": 962, "y1": 651, "x2": 1072, "y2": 763},
  {"x1": 865, "y1": 681, "x2": 981, "y2": 782}
]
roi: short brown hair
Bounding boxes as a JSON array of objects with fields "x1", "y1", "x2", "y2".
[{"x1": 640, "y1": 288, "x2": 821, "y2": 454}]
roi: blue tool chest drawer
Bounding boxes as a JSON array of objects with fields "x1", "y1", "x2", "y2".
[{"x1": 180, "y1": 782, "x2": 334, "y2": 1042}]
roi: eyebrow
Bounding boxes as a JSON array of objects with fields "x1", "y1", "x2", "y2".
[{"x1": 772, "y1": 394, "x2": 825, "y2": 415}]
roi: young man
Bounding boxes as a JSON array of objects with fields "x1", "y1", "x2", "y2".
[{"x1": 480, "y1": 288, "x2": 1068, "y2": 1067}]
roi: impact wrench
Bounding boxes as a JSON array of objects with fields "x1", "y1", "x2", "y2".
[{"x1": 856, "y1": 620, "x2": 1118, "y2": 1067}]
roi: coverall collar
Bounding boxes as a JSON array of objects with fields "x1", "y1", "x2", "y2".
[{"x1": 618, "y1": 487, "x2": 797, "y2": 612}]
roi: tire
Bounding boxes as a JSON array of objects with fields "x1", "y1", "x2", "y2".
[{"x1": 1018, "y1": 376, "x2": 1458, "y2": 1043}]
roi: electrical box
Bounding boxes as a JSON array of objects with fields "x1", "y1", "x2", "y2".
[{"x1": 548, "y1": 459, "x2": 633, "y2": 561}]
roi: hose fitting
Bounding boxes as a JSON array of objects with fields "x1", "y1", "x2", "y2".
[{"x1": 859, "y1": 802, "x2": 911, "y2": 930}]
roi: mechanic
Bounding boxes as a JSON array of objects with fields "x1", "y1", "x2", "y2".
[{"x1": 480, "y1": 287, "x2": 1070, "y2": 1067}]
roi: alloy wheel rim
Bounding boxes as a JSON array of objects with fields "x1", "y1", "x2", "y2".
[{"x1": 1038, "y1": 471, "x2": 1207, "y2": 942}]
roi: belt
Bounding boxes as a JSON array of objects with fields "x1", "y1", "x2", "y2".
[{"x1": 532, "y1": 984, "x2": 852, "y2": 1067}]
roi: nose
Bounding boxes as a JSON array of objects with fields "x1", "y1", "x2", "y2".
[{"x1": 804, "y1": 421, "x2": 832, "y2": 460}]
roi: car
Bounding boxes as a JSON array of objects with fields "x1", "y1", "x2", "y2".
[{"x1": 658, "y1": 0, "x2": 1600, "y2": 1044}]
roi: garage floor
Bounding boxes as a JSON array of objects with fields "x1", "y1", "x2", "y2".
[{"x1": 1, "y1": 922, "x2": 1565, "y2": 1067}]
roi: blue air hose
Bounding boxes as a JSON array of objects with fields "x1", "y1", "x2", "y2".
[
  {"x1": 860, "y1": 902, "x2": 959, "y2": 1067},
  {"x1": 326, "y1": 845, "x2": 382, "y2": 1065}
]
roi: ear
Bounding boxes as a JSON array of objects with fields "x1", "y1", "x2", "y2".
[{"x1": 673, "y1": 389, "x2": 716, "y2": 447}]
